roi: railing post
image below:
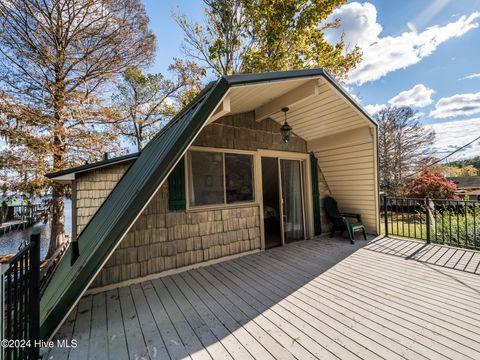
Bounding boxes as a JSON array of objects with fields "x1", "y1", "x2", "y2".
[
  {"x1": 30, "y1": 233, "x2": 40, "y2": 358},
  {"x1": 1, "y1": 263, "x2": 7, "y2": 360},
  {"x1": 383, "y1": 195, "x2": 389, "y2": 236},
  {"x1": 425, "y1": 197, "x2": 431, "y2": 244}
]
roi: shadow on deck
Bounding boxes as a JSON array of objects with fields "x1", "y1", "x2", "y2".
[
  {"x1": 44, "y1": 235, "x2": 480, "y2": 360},
  {"x1": 365, "y1": 236, "x2": 480, "y2": 275}
]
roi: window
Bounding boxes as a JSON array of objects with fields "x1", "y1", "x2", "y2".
[
  {"x1": 188, "y1": 150, "x2": 254, "y2": 207},
  {"x1": 225, "y1": 153, "x2": 254, "y2": 203},
  {"x1": 188, "y1": 151, "x2": 224, "y2": 206}
]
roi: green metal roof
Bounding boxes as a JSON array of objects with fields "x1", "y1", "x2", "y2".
[
  {"x1": 40, "y1": 68, "x2": 376, "y2": 339},
  {"x1": 46, "y1": 153, "x2": 140, "y2": 180}
]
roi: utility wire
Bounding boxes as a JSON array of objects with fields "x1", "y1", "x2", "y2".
[{"x1": 406, "y1": 134, "x2": 480, "y2": 178}]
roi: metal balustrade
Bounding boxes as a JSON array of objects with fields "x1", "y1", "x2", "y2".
[{"x1": 383, "y1": 196, "x2": 480, "y2": 249}]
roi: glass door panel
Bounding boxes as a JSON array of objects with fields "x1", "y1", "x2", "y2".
[
  {"x1": 261, "y1": 157, "x2": 282, "y2": 248},
  {"x1": 280, "y1": 159, "x2": 305, "y2": 243}
]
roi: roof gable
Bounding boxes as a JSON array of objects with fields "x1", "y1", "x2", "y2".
[
  {"x1": 40, "y1": 79, "x2": 228, "y2": 338},
  {"x1": 40, "y1": 68, "x2": 375, "y2": 339}
]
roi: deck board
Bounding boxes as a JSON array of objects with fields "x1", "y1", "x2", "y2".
[
  {"x1": 130, "y1": 283, "x2": 170, "y2": 359},
  {"x1": 67, "y1": 295, "x2": 92, "y2": 360},
  {"x1": 179, "y1": 272, "x2": 289, "y2": 360},
  {"x1": 161, "y1": 277, "x2": 232, "y2": 360},
  {"x1": 118, "y1": 286, "x2": 149, "y2": 359},
  {"x1": 88, "y1": 293, "x2": 108, "y2": 360},
  {"x1": 167, "y1": 275, "x2": 239, "y2": 360},
  {"x1": 151, "y1": 278, "x2": 212, "y2": 360},
  {"x1": 105, "y1": 289, "x2": 129, "y2": 360},
  {"x1": 142, "y1": 280, "x2": 191, "y2": 360},
  {"x1": 45, "y1": 236, "x2": 480, "y2": 360}
]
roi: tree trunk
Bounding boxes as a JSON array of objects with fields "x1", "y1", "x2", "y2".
[
  {"x1": 47, "y1": 132, "x2": 66, "y2": 257},
  {"x1": 47, "y1": 183, "x2": 65, "y2": 258},
  {"x1": 47, "y1": 77, "x2": 67, "y2": 258}
]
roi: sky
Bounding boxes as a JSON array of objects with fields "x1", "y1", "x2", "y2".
[{"x1": 142, "y1": 0, "x2": 480, "y2": 162}]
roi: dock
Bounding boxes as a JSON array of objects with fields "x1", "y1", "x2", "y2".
[{"x1": 0, "y1": 218, "x2": 39, "y2": 235}]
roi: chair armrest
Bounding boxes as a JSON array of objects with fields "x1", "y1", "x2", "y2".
[
  {"x1": 339, "y1": 212, "x2": 362, "y2": 222},
  {"x1": 330, "y1": 215, "x2": 348, "y2": 226}
]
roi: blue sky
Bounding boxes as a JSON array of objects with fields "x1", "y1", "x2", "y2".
[{"x1": 143, "y1": 1, "x2": 480, "y2": 160}]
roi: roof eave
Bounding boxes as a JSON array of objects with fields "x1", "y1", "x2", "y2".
[{"x1": 46, "y1": 153, "x2": 140, "y2": 181}]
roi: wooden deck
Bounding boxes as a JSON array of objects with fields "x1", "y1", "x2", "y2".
[{"x1": 44, "y1": 236, "x2": 480, "y2": 360}]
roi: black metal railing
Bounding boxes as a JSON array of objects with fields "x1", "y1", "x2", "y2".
[
  {"x1": 1, "y1": 234, "x2": 40, "y2": 360},
  {"x1": 382, "y1": 196, "x2": 480, "y2": 249}
]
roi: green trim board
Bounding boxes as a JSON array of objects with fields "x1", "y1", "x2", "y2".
[
  {"x1": 310, "y1": 153, "x2": 321, "y2": 236},
  {"x1": 40, "y1": 68, "x2": 376, "y2": 340},
  {"x1": 168, "y1": 157, "x2": 186, "y2": 211},
  {"x1": 40, "y1": 79, "x2": 225, "y2": 339}
]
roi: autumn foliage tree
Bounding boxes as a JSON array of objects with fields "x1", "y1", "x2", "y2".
[
  {"x1": 175, "y1": 0, "x2": 361, "y2": 80},
  {"x1": 405, "y1": 171, "x2": 457, "y2": 199},
  {"x1": 0, "y1": 0, "x2": 155, "y2": 257},
  {"x1": 112, "y1": 61, "x2": 206, "y2": 151},
  {"x1": 443, "y1": 165, "x2": 479, "y2": 177}
]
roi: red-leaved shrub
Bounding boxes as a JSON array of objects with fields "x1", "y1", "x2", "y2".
[{"x1": 405, "y1": 171, "x2": 457, "y2": 199}]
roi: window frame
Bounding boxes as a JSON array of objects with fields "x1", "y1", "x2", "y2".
[{"x1": 186, "y1": 146, "x2": 257, "y2": 211}]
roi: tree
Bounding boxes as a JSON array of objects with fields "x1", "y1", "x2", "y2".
[
  {"x1": 376, "y1": 106, "x2": 435, "y2": 196},
  {"x1": 174, "y1": 0, "x2": 246, "y2": 76},
  {"x1": 449, "y1": 156, "x2": 480, "y2": 170},
  {"x1": 241, "y1": 0, "x2": 361, "y2": 79},
  {"x1": 112, "y1": 61, "x2": 205, "y2": 151},
  {"x1": 405, "y1": 171, "x2": 457, "y2": 199},
  {"x1": 0, "y1": 0, "x2": 155, "y2": 257},
  {"x1": 443, "y1": 165, "x2": 479, "y2": 177},
  {"x1": 175, "y1": 0, "x2": 361, "y2": 80}
]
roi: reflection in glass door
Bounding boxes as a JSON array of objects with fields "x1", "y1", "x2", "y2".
[
  {"x1": 280, "y1": 159, "x2": 305, "y2": 243},
  {"x1": 261, "y1": 157, "x2": 282, "y2": 248}
]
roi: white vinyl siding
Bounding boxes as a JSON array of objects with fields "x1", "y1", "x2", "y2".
[{"x1": 315, "y1": 139, "x2": 378, "y2": 233}]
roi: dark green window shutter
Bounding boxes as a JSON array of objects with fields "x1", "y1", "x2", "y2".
[
  {"x1": 168, "y1": 157, "x2": 186, "y2": 211},
  {"x1": 310, "y1": 153, "x2": 321, "y2": 235}
]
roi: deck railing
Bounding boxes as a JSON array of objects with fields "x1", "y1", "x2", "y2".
[
  {"x1": 1, "y1": 234, "x2": 40, "y2": 360},
  {"x1": 382, "y1": 196, "x2": 480, "y2": 250}
]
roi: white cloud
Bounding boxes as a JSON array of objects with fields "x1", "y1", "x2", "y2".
[
  {"x1": 324, "y1": 2, "x2": 382, "y2": 50},
  {"x1": 324, "y1": 2, "x2": 480, "y2": 85},
  {"x1": 364, "y1": 103, "x2": 386, "y2": 115},
  {"x1": 388, "y1": 84, "x2": 435, "y2": 107},
  {"x1": 429, "y1": 92, "x2": 480, "y2": 118},
  {"x1": 362, "y1": 84, "x2": 434, "y2": 116},
  {"x1": 425, "y1": 118, "x2": 480, "y2": 160},
  {"x1": 460, "y1": 73, "x2": 480, "y2": 80}
]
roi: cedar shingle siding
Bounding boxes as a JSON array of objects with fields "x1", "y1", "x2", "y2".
[
  {"x1": 91, "y1": 183, "x2": 261, "y2": 288},
  {"x1": 75, "y1": 162, "x2": 132, "y2": 236},
  {"x1": 79, "y1": 112, "x2": 307, "y2": 288},
  {"x1": 194, "y1": 111, "x2": 306, "y2": 152}
]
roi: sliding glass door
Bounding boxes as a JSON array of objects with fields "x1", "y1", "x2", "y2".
[{"x1": 280, "y1": 159, "x2": 305, "y2": 243}]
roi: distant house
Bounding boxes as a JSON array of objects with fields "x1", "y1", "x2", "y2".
[
  {"x1": 447, "y1": 175, "x2": 480, "y2": 201},
  {"x1": 41, "y1": 68, "x2": 379, "y2": 339}
]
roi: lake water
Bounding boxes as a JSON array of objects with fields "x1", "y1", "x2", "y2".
[{"x1": 0, "y1": 199, "x2": 72, "y2": 259}]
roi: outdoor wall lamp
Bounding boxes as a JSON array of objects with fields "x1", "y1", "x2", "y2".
[{"x1": 280, "y1": 107, "x2": 292, "y2": 143}]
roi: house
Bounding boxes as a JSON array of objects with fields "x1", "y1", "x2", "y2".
[
  {"x1": 447, "y1": 175, "x2": 480, "y2": 201},
  {"x1": 41, "y1": 68, "x2": 379, "y2": 340}
]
